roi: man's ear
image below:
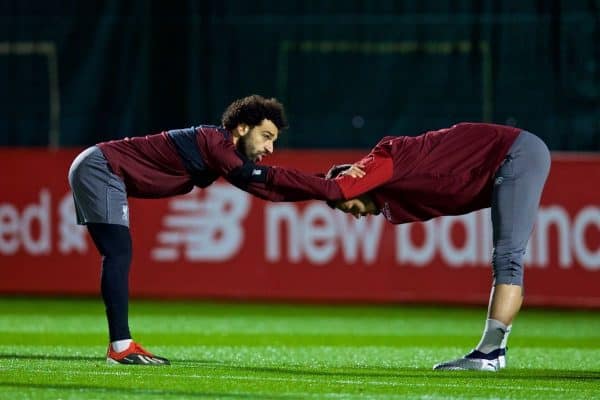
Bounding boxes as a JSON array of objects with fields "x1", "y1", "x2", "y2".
[{"x1": 236, "y1": 124, "x2": 250, "y2": 137}]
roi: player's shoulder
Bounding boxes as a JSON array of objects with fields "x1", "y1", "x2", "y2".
[
  {"x1": 196, "y1": 125, "x2": 230, "y2": 139},
  {"x1": 374, "y1": 135, "x2": 398, "y2": 147},
  {"x1": 195, "y1": 125, "x2": 235, "y2": 150},
  {"x1": 368, "y1": 136, "x2": 398, "y2": 159},
  {"x1": 446, "y1": 121, "x2": 517, "y2": 132},
  {"x1": 372, "y1": 135, "x2": 402, "y2": 153},
  {"x1": 196, "y1": 124, "x2": 227, "y2": 133}
]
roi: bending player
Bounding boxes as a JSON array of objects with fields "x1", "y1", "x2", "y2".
[
  {"x1": 68, "y1": 95, "x2": 313, "y2": 365},
  {"x1": 264, "y1": 122, "x2": 551, "y2": 371}
]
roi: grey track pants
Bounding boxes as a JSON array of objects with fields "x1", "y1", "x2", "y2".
[
  {"x1": 491, "y1": 131, "x2": 551, "y2": 286},
  {"x1": 68, "y1": 146, "x2": 130, "y2": 227}
]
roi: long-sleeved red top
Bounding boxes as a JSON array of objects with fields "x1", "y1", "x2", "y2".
[
  {"x1": 97, "y1": 125, "x2": 319, "y2": 201},
  {"x1": 267, "y1": 123, "x2": 521, "y2": 224}
]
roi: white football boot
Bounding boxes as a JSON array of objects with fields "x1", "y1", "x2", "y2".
[{"x1": 433, "y1": 348, "x2": 506, "y2": 371}]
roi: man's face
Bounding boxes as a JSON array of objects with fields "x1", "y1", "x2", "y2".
[
  {"x1": 334, "y1": 197, "x2": 379, "y2": 219},
  {"x1": 237, "y1": 119, "x2": 279, "y2": 162}
]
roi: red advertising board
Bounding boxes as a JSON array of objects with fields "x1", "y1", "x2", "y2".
[{"x1": 0, "y1": 148, "x2": 598, "y2": 307}]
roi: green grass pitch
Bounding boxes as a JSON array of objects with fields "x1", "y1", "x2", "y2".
[{"x1": 0, "y1": 298, "x2": 599, "y2": 399}]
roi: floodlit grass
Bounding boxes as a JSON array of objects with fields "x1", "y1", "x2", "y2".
[{"x1": 0, "y1": 298, "x2": 599, "y2": 399}]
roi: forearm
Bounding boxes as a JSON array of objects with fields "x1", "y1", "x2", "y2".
[
  {"x1": 226, "y1": 162, "x2": 332, "y2": 202},
  {"x1": 244, "y1": 182, "x2": 323, "y2": 202},
  {"x1": 268, "y1": 167, "x2": 346, "y2": 201}
]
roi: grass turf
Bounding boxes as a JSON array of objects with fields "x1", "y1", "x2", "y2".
[{"x1": 0, "y1": 298, "x2": 599, "y2": 399}]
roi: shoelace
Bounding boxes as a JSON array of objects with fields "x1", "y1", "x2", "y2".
[{"x1": 132, "y1": 343, "x2": 153, "y2": 356}]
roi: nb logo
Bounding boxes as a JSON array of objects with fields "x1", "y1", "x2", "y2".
[
  {"x1": 494, "y1": 177, "x2": 504, "y2": 185},
  {"x1": 151, "y1": 184, "x2": 250, "y2": 262},
  {"x1": 252, "y1": 169, "x2": 262, "y2": 176},
  {"x1": 381, "y1": 202, "x2": 392, "y2": 221}
]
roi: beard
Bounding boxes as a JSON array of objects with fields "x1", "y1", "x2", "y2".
[{"x1": 237, "y1": 136, "x2": 259, "y2": 161}]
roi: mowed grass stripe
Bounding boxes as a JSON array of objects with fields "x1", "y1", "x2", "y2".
[
  {"x1": 3, "y1": 345, "x2": 600, "y2": 372},
  {"x1": 0, "y1": 384, "x2": 506, "y2": 400},
  {"x1": 1, "y1": 365, "x2": 595, "y2": 393},
  {"x1": 0, "y1": 298, "x2": 599, "y2": 400},
  {"x1": 1, "y1": 331, "x2": 598, "y2": 349}
]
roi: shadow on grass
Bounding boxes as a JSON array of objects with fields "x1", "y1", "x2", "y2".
[
  {"x1": 0, "y1": 353, "x2": 102, "y2": 362},
  {"x1": 3, "y1": 353, "x2": 599, "y2": 383},
  {"x1": 0, "y1": 353, "x2": 216, "y2": 365},
  {"x1": 0, "y1": 382, "x2": 285, "y2": 399},
  {"x1": 172, "y1": 358, "x2": 600, "y2": 382}
]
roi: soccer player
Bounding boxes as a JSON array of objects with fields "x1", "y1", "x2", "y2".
[
  {"x1": 68, "y1": 94, "x2": 299, "y2": 365},
  {"x1": 264, "y1": 122, "x2": 551, "y2": 371}
]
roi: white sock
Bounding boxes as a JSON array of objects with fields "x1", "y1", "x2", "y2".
[
  {"x1": 111, "y1": 339, "x2": 133, "y2": 352},
  {"x1": 475, "y1": 319, "x2": 508, "y2": 353},
  {"x1": 500, "y1": 324, "x2": 512, "y2": 349}
]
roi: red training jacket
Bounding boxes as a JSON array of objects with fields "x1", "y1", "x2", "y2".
[{"x1": 267, "y1": 123, "x2": 521, "y2": 224}]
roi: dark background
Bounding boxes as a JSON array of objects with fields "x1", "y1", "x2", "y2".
[{"x1": 0, "y1": 0, "x2": 598, "y2": 150}]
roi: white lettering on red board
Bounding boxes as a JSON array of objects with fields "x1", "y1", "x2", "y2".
[
  {"x1": 265, "y1": 203, "x2": 384, "y2": 265},
  {"x1": 0, "y1": 189, "x2": 598, "y2": 272},
  {"x1": 0, "y1": 189, "x2": 87, "y2": 255},
  {"x1": 265, "y1": 203, "x2": 599, "y2": 270}
]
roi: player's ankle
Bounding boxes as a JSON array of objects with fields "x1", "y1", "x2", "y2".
[{"x1": 111, "y1": 338, "x2": 133, "y2": 352}]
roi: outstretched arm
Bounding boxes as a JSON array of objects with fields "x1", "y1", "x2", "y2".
[
  {"x1": 204, "y1": 132, "x2": 393, "y2": 202},
  {"x1": 203, "y1": 133, "x2": 335, "y2": 201},
  {"x1": 227, "y1": 161, "x2": 340, "y2": 201},
  {"x1": 266, "y1": 149, "x2": 394, "y2": 201}
]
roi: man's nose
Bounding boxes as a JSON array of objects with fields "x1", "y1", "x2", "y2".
[{"x1": 264, "y1": 142, "x2": 273, "y2": 154}]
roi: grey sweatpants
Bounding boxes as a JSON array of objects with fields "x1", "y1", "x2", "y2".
[
  {"x1": 68, "y1": 146, "x2": 130, "y2": 227},
  {"x1": 491, "y1": 131, "x2": 551, "y2": 286}
]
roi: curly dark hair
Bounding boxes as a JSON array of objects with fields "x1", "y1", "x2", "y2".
[{"x1": 221, "y1": 94, "x2": 288, "y2": 131}]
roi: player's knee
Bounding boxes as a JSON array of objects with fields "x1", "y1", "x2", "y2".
[
  {"x1": 105, "y1": 234, "x2": 132, "y2": 267},
  {"x1": 106, "y1": 247, "x2": 132, "y2": 266},
  {"x1": 492, "y1": 251, "x2": 524, "y2": 286}
]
